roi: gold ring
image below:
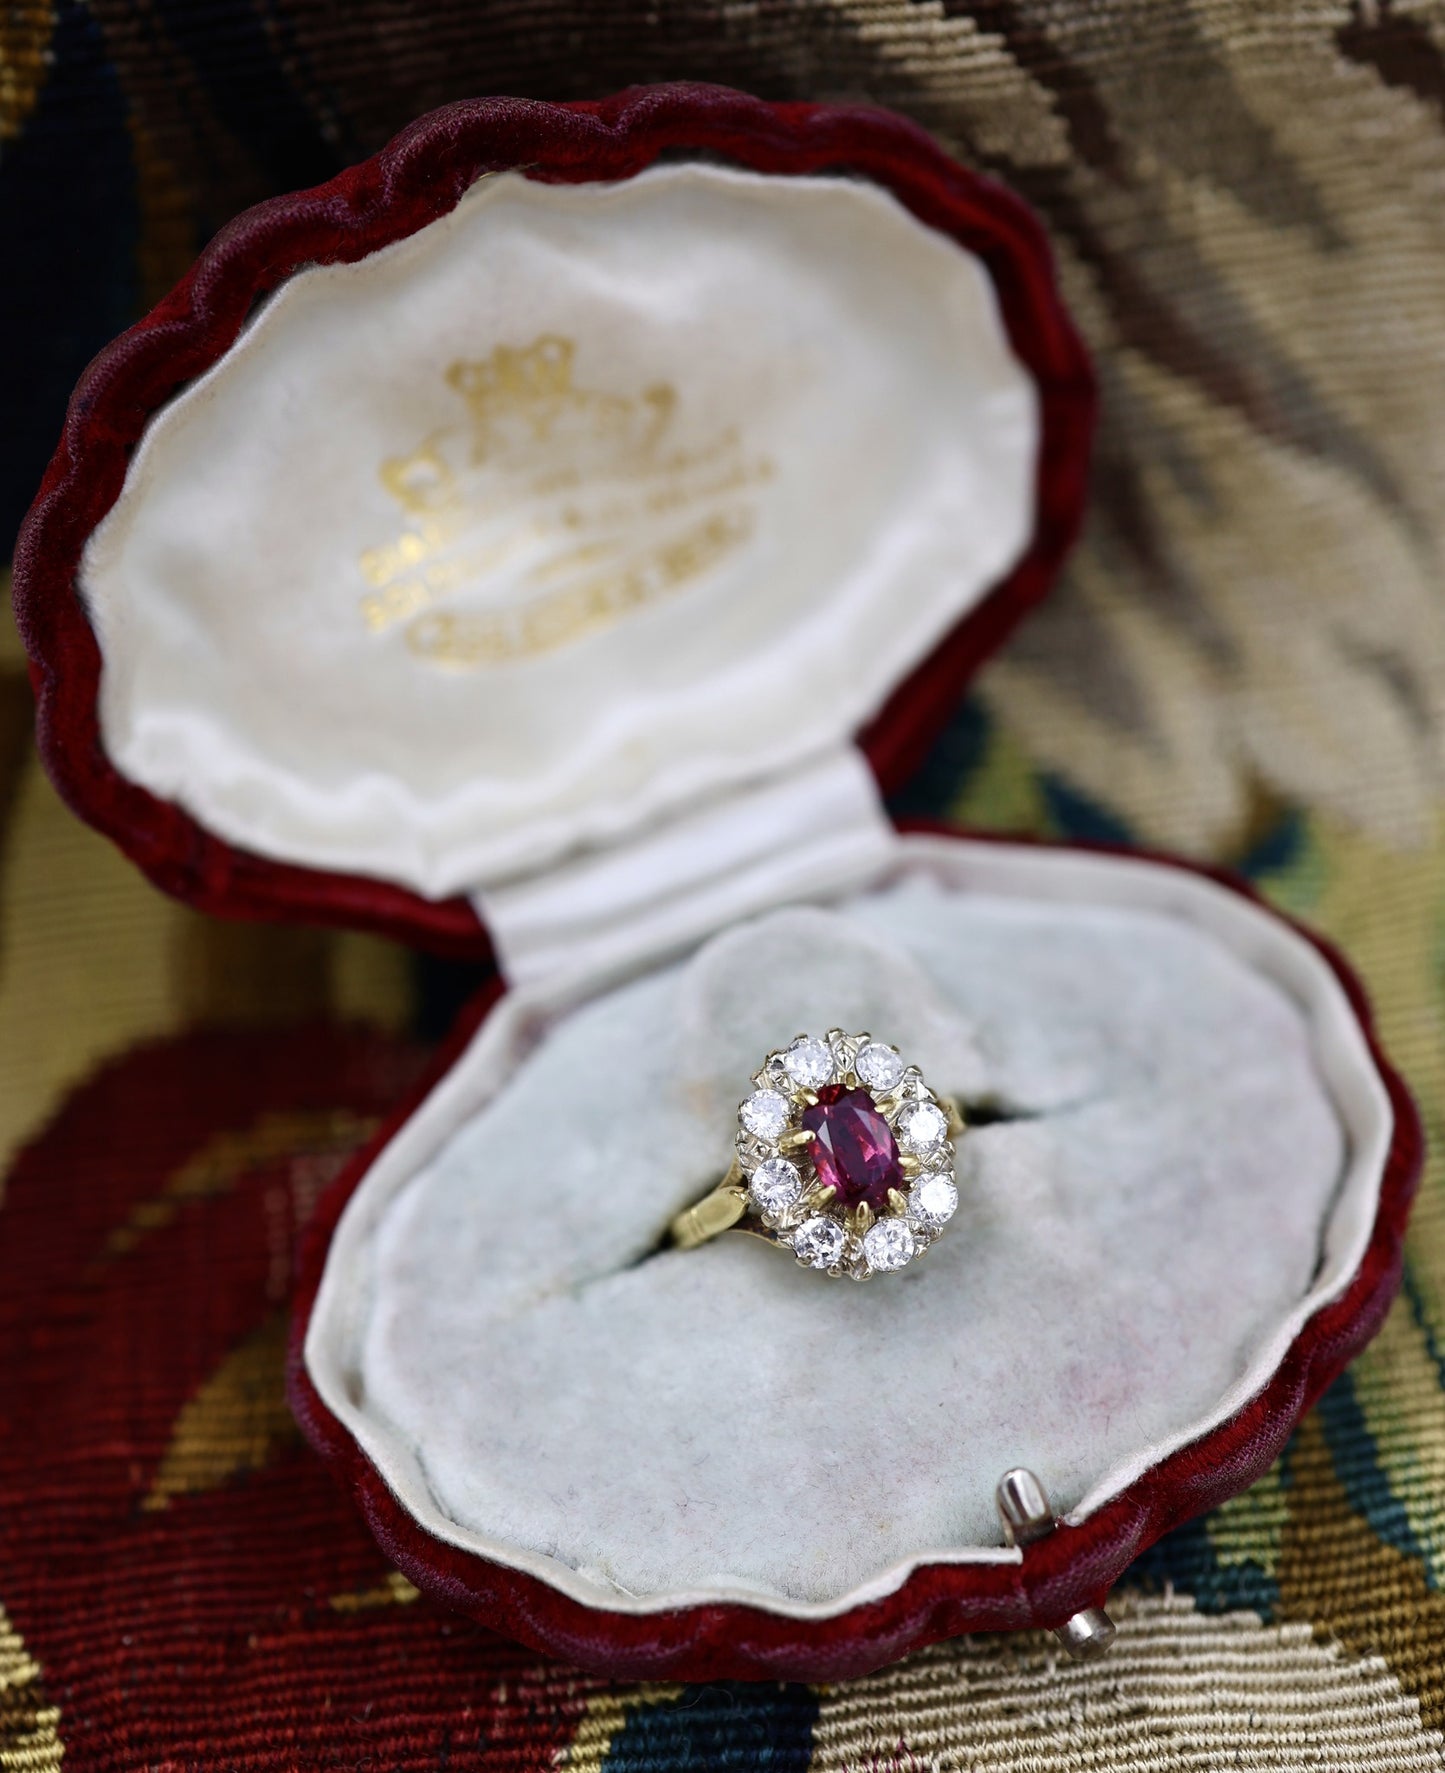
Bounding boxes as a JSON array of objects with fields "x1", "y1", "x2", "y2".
[{"x1": 668, "y1": 1030, "x2": 964, "y2": 1279}]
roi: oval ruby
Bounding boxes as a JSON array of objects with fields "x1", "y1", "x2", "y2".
[{"x1": 800, "y1": 1084, "x2": 904, "y2": 1211}]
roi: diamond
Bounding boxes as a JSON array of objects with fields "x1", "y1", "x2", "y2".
[
  {"x1": 792, "y1": 1215, "x2": 846, "y2": 1269},
  {"x1": 862, "y1": 1217, "x2": 916, "y2": 1272},
  {"x1": 899, "y1": 1100, "x2": 948, "y2": 1154},
  {"x1": 801, "y1": 1084, "x2": 905, "y2": 1211},
  {"x1": 909, "y1": 1172, "x2": 958, "y2": 1226},
  {"x1": 740, "y1": 1090, "x2": 791, "y2": 1141},
  {"x1": 855, "y1": 1042, "x2": 905, "y2": 1092},
  {"x1": 783, "y1": 1036, "x2": 834, "y2": 1090},
  {"x1": 749, "y1": 1156, "x2": 802, "y2": 1214}
]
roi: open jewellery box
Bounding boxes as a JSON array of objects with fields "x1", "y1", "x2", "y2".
[{"x1": 14, "y1": 84, "x2": 1422, "y2": 1682}]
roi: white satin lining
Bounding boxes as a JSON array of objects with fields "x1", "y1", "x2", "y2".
[
  {"x1": 80, "y1": 163, "x2": 1037, "y2": 900},
  {"x1": 474, "y1": 746, "x2": 894, "y2": 986}
]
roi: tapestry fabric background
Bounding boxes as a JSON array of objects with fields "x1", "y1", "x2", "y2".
[{"x1": 2, "y1": 3, "x2": 1444, "y2": 1766}]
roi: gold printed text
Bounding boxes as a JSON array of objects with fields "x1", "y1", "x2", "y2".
[{"x1": 356, "y1": 335, "x2": 770, "y2": 666}]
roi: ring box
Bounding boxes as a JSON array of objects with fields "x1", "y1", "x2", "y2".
[{"x1": 13, "y1": 83, "x2": 1421, "y2": 1681}]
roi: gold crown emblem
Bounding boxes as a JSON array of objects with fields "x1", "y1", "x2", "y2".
[
  {"x1": 377, "y1": 335, "x2": 678, "y2": 518},
  {"x1": 449, "y1": 332, "x2": 675, "y2": 470},
  {"x1": 447, "y1": 333, "x2": 576, "y2": 418}
]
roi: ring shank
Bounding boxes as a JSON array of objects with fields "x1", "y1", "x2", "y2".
[{"x1": 668, "y1": 1168, "x2": 746, "y2": 1250}]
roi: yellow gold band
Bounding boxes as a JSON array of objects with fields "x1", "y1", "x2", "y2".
[{"x1": 667, "y1": 1162, "x2": 746, "y2": 1251}]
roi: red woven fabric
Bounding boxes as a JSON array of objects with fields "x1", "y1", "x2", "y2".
[{"x1": 0, "y1": 1024, "x2": 615, "y2": 1768}]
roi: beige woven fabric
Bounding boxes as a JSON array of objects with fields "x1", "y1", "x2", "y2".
[{"x1": 810, "y1": 1591, "x2": 1442, "y2": 1772}]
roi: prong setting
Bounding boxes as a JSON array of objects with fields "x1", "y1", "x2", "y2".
[{"x1": 731, "y1": 1031, "x2": 961, "y2": 1279}]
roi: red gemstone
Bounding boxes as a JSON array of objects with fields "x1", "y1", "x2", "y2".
[{"x1": 800, "y1": 1084, "x2": 904, "y2": 1211}]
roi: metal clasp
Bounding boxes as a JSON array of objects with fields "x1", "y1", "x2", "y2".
[{"x1": 996, "y1": 1468, "x2": 1117, "y2": 1660}]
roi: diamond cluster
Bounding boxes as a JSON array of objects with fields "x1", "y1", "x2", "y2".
[{"x1": 736, "y1": 1031, "x2": 960, "y2": 1279}]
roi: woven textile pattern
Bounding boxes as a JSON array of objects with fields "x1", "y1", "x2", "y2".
[{"x1": 3, "y1": 0, "x2": 1445, "y2": 1766}]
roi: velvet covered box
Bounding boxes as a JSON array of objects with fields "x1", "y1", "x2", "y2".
[{"x1": 13, "y1": 84, "x2": 1422, "y2": 1683}]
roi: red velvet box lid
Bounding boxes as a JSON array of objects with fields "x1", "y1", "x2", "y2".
[
  {"x1": 9, "y1": 83, "x2": 1421, "y2": 1683},
  {"x1": 13, "y1": 82, "x2": 1093, "y2": 960}
]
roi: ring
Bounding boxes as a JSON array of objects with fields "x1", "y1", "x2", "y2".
[{"x1": 668, "y1": 1030, "x2": 964, "y2": 1279}]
